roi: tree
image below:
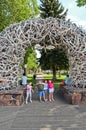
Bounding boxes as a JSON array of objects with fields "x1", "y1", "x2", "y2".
[
  {"x1": 40, "y1": 0, "x2": 68, "y2": 19},
  {"x1": 23, "y1": 47, "x2": 38, "y2": 73},
  {"x1": 39, "y1": 0, "x2": 68, "y2": 80},
  {"x1": 76, "y1": 0, "x2": 86, "y2": 7},
  {"x1": 0, "y1": 0, "x2": 39, "y2": 32},
  {"x1": 39, "y1": 48, "x2": 69, "y2": 80}
]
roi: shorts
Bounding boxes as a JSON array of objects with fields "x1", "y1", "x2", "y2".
[
  {"x1": 44, "y1": 89, "x2": 48, "y2": 93},
  {"x1": 49, "y1": 88, "x2": 54, "y2": 93},
  {"x1": 39, "y1": 91, "x2": 44, "y2": 96}
]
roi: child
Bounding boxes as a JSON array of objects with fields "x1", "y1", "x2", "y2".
[
  {"x1": 44, "y1": 80, "x2": 48, "y2": 101},
  {"x1": 26, "y1": 82, "x2": 34, "y2": 104},
  {"x1": 48, "y1": 80, "x2": 55, "y2": 102},
  {"x1": 37, "y1": 80, "x2": 45, "y2": 102},
  {"x1": 21, "y1": 73, "x2": 27, "y2": 102}
]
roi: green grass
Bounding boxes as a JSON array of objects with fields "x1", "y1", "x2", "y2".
[
  {"x1": 43, "y1": 74, "x2": 53, "y2": 79},
  {"x1": 43, "y1": 74, "x2": 66, "y2": 80}
]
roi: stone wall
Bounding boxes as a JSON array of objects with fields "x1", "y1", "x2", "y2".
[
  {"x1": 0, "y1": 17, "x2": 86, "y2": 87},
  {"x1": 0, "y1": 90, "x2": 23, "y2": 106}
]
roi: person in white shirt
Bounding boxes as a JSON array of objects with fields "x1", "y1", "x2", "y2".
[{"x1": 43, "y1": 80, "x2": 48, "y2": 101}]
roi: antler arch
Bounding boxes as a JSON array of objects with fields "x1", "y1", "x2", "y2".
[{"x1": 0, "y1": 17, "x2": 86, "y2": 87}]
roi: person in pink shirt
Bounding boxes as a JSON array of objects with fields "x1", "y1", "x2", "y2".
[
  {"x1": 26, "y1": 82, "x2": 34, "y2": 104},
  {"x1": 48, "y1": 80, "x2": 55, "y2": 102}
]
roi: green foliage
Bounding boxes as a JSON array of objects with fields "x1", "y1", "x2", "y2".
[
  {"x1": 24, "y1": 47, "x2": 33, "y2": 64},
  {"x1": 39, "y1": 48, "x2": 69, "y2": 71},
  {"x1": 40, "y1": 0, "x2": 68, "y2": 19},
  {"x1": 76, "y1": 0, "x2": 86, "y2": 7},
  {"x1": 0, "y1": 0, "x2": 39, "y2": 32},
  {"x1": 23, "y1": 47, "x2": 38, "y2": 71}
]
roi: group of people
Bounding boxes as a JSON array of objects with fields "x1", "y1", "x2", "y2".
[
  {"x1": 21, "y1": 73, "x2": 71, "y2": 104},
  {"x1": 37, "y1": 80, "x2": 55, "y2": 103},
  {"x1": 21, "y1": 73, "x2": 55, "y2": 104}
]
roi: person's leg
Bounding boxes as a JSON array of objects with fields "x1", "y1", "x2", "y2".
[
  {"x1": 47, "y1": 89, "x2": 49, "y2": 101},
  {"x1": 29, "y1": 91, "x2": 32, "y2": 102},
  {"x1": 26, "y1": 91, "x2": 29, "y2": 104},
  {"x1": 46, "y1": 91, "x2": 48, "y2": 99},
  {"x1": 49, "y1": 89, "x2": 52, "y2": 102},
  {"x1": 39, "y1": 91, "x2": 42, "y2": 102},
  {"x1": 46, "y1": 89, "x2": 48, "y2": 101},
  {"x1": 23, "y1": 89, "x2": 26, "y2": 103},
  {"x1": 51, "y1": 88, "x2": 55, "y2": 101},
  {"x1": 51, "y1": 92, "x2": 54, "y2": 101},
  {"x1": 42, "y1": 91, "x2": 45, "y2": 101},
  {"x1": 44, "y1": 90, "x2": 48, "y2": 101},
  {"x1": 49, "y1": 93, "x2": 51, "y2": 102}
]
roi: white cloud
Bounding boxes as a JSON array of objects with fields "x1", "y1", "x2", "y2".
[{"x1": 79, "y1": 20, "x2": 86, "y2": 26}]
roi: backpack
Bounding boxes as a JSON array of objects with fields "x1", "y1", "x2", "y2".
[{"x1": 38, "y1": 84, "x2": 44, "y2": 91}]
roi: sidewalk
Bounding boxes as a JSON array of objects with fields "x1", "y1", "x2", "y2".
[{"x1": 0, "y1": 93, "x2": 86, "y2": 130}]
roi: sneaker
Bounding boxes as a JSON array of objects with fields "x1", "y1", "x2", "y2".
[
  {"x1": 45, "y1": 99, "x2": 48, "y2": 102},
  {"x1": 39, "y1": 100, "x2": 42, "y2": 102},
  {"x1": 30, "y1": 100, "x2": 32, "y2": 103},
  {"x1": 26, "y1": 101, "x2": 28, "y2": 104},
  {"x1": 52, "y1": 99, "x2": 55, "y2": 101},
  {"x1": 49, "y1": 99, "x2": 52, "y2": 102}
]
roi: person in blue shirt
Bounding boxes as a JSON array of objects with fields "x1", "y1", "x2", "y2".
[
  {"x1": 65, "y1": 75, "x2": 70, "y2": 86},
  {"x1": 22, "y1": 73, "x2": 27, "y2": 86},
  {"x1": 21, "y1": 73, "x2": 27, "y2": 103}
]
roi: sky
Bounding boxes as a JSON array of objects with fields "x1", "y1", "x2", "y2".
[{"x1": 38, "y1": 0, "x2": 86, "y2": 30}]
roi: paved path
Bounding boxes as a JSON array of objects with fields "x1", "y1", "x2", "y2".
[{"x1": 0, "y1": 93, "x2": 86, "y2": 130}]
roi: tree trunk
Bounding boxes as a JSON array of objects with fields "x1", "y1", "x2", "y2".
[
  {"x1": 58, "y1": 70, "x2": 61, "y2": 77},
  {"x1": 52, "y1": 65, "x2": 57, "y2": 81}
]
